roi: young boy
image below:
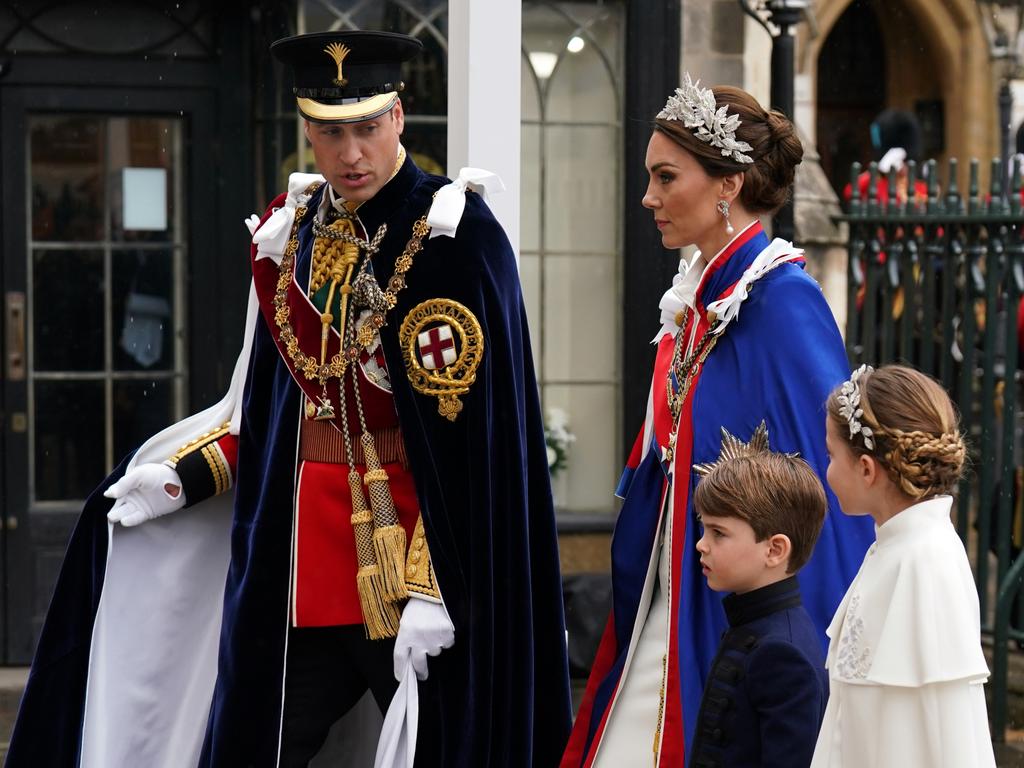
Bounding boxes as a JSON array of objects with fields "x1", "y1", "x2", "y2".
[{"x1": 690, "y1": 448, "x2": 829, "y2": 768}]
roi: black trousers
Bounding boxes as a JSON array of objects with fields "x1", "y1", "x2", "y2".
[{"x1": 279, "y1": 625, "x2": 399, "y2": 768}]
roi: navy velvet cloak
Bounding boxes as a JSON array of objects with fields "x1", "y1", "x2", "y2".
[{"x1": 7, "y1": 157, "x2": 572, "y2": 768}]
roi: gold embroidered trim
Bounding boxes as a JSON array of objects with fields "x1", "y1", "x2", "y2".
[
  {"x1": 399, "y1": 299, "x2": 485, "y2": 421},
  {"x1": 653, "y1": 651, "x2": 668, "y2": 762},
  {"x1": 167, "y1": 422, "x2": 231, "y2": 466},
  {"x1": 200, "y1": 444, "x2": 230, "y2": 495},
  {"x1": 405, "y1": 515, "x2": 440, "y2": 600}
]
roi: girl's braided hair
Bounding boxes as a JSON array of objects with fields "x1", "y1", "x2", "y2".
[{"x1": 827, "y1": 365, "x2": 966, "y2": 499}]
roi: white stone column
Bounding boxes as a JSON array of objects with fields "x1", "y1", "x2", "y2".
[{"x1": 447, "y1": 0, "x2": 521, "y2": 257}]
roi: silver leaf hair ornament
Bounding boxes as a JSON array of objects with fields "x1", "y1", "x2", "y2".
[
  {"x1": 837, "y1": 364, "x2": 875, "y2": 451},
  {"x1": 657, "y1": 73, "x2": 755, "y2": 165}
]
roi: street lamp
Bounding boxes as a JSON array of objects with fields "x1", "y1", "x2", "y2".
[
  {"x1": 976, "y1": 0, "x2": 1024, "y2": 188},
  {"x1": 738, "y1": 0, "x2": 810, "y2": 241}
]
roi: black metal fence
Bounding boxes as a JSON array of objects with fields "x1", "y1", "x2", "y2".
[{"x1": 840, "y1": 157, "x2": 1024, "y2": 740}]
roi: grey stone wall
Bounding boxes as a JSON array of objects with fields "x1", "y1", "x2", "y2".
[{"x1": 683, "y1": 0, "x2": 745, "y2": 85}]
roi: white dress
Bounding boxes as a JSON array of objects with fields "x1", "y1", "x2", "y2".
[{"x1": 810, "y1": 496, "x2": 996, "y2": 768}]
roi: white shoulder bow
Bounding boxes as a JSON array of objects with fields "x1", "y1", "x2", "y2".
[
  {"x1": 427, "y1": 167, "x2": 505, "y2": 239},
  {"x1": 245, "y1": 172, "x2": 326, "y2": 264}
]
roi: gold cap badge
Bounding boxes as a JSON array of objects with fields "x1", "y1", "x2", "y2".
[{"x1": 324, "y1": 41, "x2": 351, "y2": 86}]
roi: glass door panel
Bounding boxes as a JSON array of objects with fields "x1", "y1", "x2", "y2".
[
  {"x1": 30, "y1": 116, "x2": 106, "y2": 242},
  {"x1": 28, "y1": 114, "x2": 186, "y2": 505}
]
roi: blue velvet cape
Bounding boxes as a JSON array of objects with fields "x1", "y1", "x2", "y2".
[{"x1": 565, "y1": 227, "x2": 875, "y2": 766}]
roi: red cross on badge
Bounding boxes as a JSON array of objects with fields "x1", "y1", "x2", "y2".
[{"x1": 417, "y1": 324, "x2": 457, "y2": 370}]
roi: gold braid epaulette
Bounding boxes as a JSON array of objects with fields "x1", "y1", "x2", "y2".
[{"x1": 272, "y1": 184, "x2": 431, "y2": 387}]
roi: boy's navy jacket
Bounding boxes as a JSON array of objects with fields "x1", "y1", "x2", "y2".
[{"x1": 689, "y1": 576, "x2": 828, "y2": 768}]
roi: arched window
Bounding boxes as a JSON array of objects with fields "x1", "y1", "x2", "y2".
[{"x1": 522, "y1": 1, "x2": 624, "y2": 512}]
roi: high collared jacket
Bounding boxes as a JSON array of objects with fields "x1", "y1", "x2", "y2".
[{"x1": 689, "y1": 576, "x2": 828, "y2": 768}]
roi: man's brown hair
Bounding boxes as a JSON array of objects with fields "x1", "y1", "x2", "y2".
[{"x1": 693, "y1": 452, "x2": 827, "y2": 573}]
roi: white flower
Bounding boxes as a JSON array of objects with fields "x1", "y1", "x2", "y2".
[{"x1": 544, "y1": 408, "x2": 576, "y2": 476}]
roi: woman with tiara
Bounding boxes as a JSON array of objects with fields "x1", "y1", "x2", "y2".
[{"x1": 560, "y1": 78, "x2": 875, "y2": 767}]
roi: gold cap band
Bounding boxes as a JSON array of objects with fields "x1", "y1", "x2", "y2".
[{"x1": 297, "y1": 92, "x2": 398, "y2": 124}]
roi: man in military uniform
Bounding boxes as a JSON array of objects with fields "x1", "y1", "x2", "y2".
[{"x1": 9, "y1": 30, "x2": 572, "y2": 768}]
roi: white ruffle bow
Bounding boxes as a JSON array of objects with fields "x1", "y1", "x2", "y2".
[
  {"x1": 427, "y1": 167, "x2": 505, "y2": 239},
  {"x1": 705, "y1": 239, "x2": 804, "y2": 335},
  {"x1": 247, "y1": 172, "x2": 326, "y2": 264},
  {"x1": 653, "y1": 257, "x2": 693, "y2": 343}
]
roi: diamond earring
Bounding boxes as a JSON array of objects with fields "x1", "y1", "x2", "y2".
[{"x1": 716, "y1": 200, "x2": 734, "y2": 235}]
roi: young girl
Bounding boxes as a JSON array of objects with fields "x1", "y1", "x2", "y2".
[{"x1": 812, "y1": 364, "x2": 996, "y2": 767}]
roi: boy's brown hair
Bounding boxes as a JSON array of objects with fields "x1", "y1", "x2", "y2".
[{"x1": 693, "y1": 452, "x2": 827, "y2": 573}]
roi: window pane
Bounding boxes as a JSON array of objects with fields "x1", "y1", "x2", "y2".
[
  {"x1": 109, "y1": 117, "x2": 179, "y2": 242},
  {"x1": 544, "y1": 125, "x2": 617, "y2": 252},
  {"x1": 545, "y1": 383, "x2": 618, "y2": 512},
  {"x1": 112, "y1": 250, "x2": 175, "y2": 371},
  {"x1": 543, "y1": 254, "x2": 617, "y2": 381},
  {"x1": 30, "y1": 116, "x2": 105, "y2": 242},
  {"x1": 519, "y1": 253, "x2": 541, "y2": 375},
  {"x1": 34, "y1": 381, "x2": 105, "y2": 501},
  {"x1": 521, "y1": 124, "x2": 542, "y2": 253},
  {"x1": 113, "y1": 379, "x2": 175, "y2": 463},
  {"x1": 545, "y1": 7, "x2": 621, "y2": 124},
  {"x1": 521, "y1": 53, "x2": 542, "y2": 122},
  {"x1": 33, "y1": 249, "x2": 104, "y2": 372}
]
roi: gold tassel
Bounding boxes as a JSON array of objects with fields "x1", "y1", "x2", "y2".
[
  {"x1": 361, "y1": 432, "x2": 408, "y2": 602},
  {"x1": 356, "y1": 564, "x2": 402, "y2": 640},
  {"x1": 373, "y1": 525, "x2": 409, "y2": 603},
  {"x1": 349, "y1": 470, "x2": 400, "y2": 639}
]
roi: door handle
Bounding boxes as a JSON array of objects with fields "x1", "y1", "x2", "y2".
[{"x1": 6, "y1": 291, "x2": 25, "y2": 381}]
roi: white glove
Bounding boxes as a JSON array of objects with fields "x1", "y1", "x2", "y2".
[
  {"x1": 392, "y1": 597, "x2": 454, "y2": 681},
  {"x1": 244, "y1": 213, "x2": 261, "y2": 235},
  {"x1": 105, "y1": 463, "x2": 186, "y2": 527}
]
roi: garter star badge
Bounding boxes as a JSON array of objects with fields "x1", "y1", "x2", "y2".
[{"x1": 400, "y1": 299, "x2": 484, "y2": 421}]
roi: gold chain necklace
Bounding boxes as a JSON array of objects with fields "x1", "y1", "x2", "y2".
[{"x1": 662, "y1": 308, "x2": 720, "y2": 462}]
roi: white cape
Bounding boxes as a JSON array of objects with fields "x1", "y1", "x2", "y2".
[{"x1": 811, "y1": 496, "x2": 995, "y2": 768}]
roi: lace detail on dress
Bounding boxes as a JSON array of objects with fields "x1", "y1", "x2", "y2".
[{"x1": 835, "y1": 593, "x2": 872, "y2": 679}]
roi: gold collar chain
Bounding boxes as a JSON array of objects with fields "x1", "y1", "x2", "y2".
[
  {"x1": 663, "y1": 308, "x2": 720, "y2": 461},
  {"x1": 272, "y1": 185, "x2": 431, "y2": 388}
]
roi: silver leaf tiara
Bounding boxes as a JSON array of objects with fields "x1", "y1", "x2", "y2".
[
  {"x1": 837, "y1": 364, "x2": 875, "y2": 450},
  {"x1": 657, "y1": 74, "x2": 755, "y2": 165}
]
